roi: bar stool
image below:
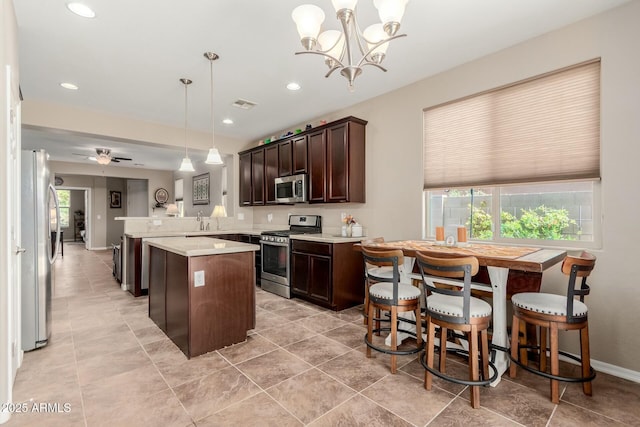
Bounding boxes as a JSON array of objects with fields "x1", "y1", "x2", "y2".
[
  {"x1": 415, "y1": 252, "x2": 496, "y2": 409},
  {"x1": 362, "y1": 247, "x2": 422, "y2": 373},
  {"x1": 509, "y1": 252, "x2": 596, "y2": 403},
  {"x1": 360, "y1": 237, "x2": 387, "y2": 327}
]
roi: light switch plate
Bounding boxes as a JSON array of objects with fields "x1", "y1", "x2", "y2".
[
  {"x1": 238, "y1": 213, "x2": 245, "y2": 220},
  {"x1": 194, "y1": 270, "x2": 205, "y2": 287},
  {"x1": 153, "y1": 219, "x2": 162, "y2": 226}
]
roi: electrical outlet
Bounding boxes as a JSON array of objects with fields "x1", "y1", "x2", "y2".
[
  {"x1": 238, "y1": 213, "x2": 245, "y2": 220},
  {"x1": 267, "y1": 213, "x2": 273, "y2": 223},
  {"x1": 194, "y1": 270, "x2": 205, "y2": 287},
  {"x1": 341, "y1": 212, "x2": 346, "y2": 221}
]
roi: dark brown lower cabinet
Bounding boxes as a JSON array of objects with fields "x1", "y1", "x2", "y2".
[
  {"x1": 290, "y1": 240, "x2": 363, "y2": 311},
  {"x1": 126, "y1": 237, "x2": 146, "y2": 297},
  {"x1": 148, "y1": 246, "x2": 256, "y2": 358}
]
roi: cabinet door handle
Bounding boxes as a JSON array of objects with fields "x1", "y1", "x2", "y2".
[{"x1": 16, "y1": 247, "x2": 26, "y2": 254}]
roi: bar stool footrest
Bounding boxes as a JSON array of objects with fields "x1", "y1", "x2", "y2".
[
  {"x1": 420, "y1": 347, "x2": 498, "y2": 387},
  {"x1": 509, "y1": 344, "x2": 596, "y2": 383},
  {"x1": 364, "y1": 329, "x2": 422, "y2": 356}
]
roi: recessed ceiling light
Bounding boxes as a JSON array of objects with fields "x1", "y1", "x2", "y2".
[
  {"x1": 67, "y1": 2, "x2": 96, "y2": 18},
  {"x1": 222, "y1": 118, "x2": 233, "y2": 125},
  {"x1": 60, "y1": 82, "x2": 79, "y2": 90},
  {"x1": 287, "y1": 82, "x2": 301, "y2": 91}
]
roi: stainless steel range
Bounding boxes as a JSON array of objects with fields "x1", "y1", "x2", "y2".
[{"x1": 260, "y1": 215, "x2": 322, "y2": 298}]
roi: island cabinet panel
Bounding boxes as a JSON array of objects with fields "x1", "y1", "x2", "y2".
[
  {"x1": 126, "y1": 237, "x2": 145, "y2": 297},
  {"x1": 189, "y1": 252, "x2": 255, "y2": 356},
  {"x1": 265, "y1": 144, "x2": 279, "y2": 204},
  {"x1": 148, "y1": 246, "x2": 256, "y2": 358},
  {"x1": 165, "y1": 252, "x2": 189, "y2": 356},
  {"x1": 148, "y1": 246, "x2": 166, "y2": 331},
  {"x1": 291, "y1": 240, "x2": 362, "y2": 311}
]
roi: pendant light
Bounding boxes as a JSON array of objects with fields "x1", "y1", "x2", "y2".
[
  {"x1": 178, "y1": 78, "x2": 195, "y2": 172},
  {"x1": 204, "y1": 52, "x2": 223, "y2": 165}
]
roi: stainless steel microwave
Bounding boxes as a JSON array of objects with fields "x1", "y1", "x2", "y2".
[{"x1": 275, "y1": 174, "x2": 307, "y2": 203}]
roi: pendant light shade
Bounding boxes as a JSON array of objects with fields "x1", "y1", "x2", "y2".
[
  {"x1": 178, "y1": 78, "x2": 195, "y2": 172},
  {"x1": 205, "y1": 148, "x2": 222, "y2": 164},
  {"x1": 179, "y1": 157, "x2": 195, "y2": 172},
  {"x1": 204, "y1": 52, "x2": 224, "y2": 165}
]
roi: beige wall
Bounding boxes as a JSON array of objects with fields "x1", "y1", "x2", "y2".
[
  {"x1": 252, "y1": 2, "x2": 640, "y2": 374},
  {"x1": 51, "y1": 162, "x2": 174, "y2": 248},
  {"x1": 17, "y1": 1, "x2": 640, "y2": 375}
]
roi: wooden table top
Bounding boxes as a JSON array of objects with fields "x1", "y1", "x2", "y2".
[{"x1": 356, "y1": 240, "x2": 566, "y2": 273}]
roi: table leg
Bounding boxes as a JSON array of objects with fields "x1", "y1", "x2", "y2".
[{"x1": 488, "y1": 266, "x2": 509, "y2": 386}]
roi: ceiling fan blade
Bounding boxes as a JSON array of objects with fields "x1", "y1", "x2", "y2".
[
  {"x1": 72, "y1": 153, "x2": 89, "y2": 156},
  {"x1": 111, "y1": 158, "x2": 120, "y2": 163},
  {"x1": 113, "y1": 156, "x2": 132, "y2": 161}
]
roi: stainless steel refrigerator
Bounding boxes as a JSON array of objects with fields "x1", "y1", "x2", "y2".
[{"x1": 21, "y1": 150, "x2": 61, "y2": 351}]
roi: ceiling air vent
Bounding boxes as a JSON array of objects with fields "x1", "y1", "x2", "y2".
[{"x1": 232, "y1": 99, "x2": 257, "y2": 110}]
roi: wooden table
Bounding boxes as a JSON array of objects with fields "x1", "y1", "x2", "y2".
[{"x1": 357, "y1": 240, "x2": 566, "y2": 385}]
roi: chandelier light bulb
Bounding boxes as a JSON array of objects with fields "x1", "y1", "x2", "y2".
[
  {"x1": 292, "y1": 4, "x2": 325, "y2": 50},
  {"x1": 373, "y1": 0, "x2": 409, "y2": 36}
]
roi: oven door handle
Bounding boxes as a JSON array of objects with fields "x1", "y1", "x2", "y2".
[{"x1": 260, "y1": 241, "x2": 289, "y2": 248}]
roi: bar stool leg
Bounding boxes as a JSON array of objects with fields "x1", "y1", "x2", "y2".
[
  {"x1": 549, "y1": 323, "x2": 560, "y2": 404},
  {"x1": 540, "y1": 326, "x2": 548, "y2": 372},
  {"x1": 481, "y1": 328, "x2": 489, "y2": 380},
  {"x1": 366, "y1": 303, "x2": 374, "y2": 359},
  {"x1": 425, "y1": 320, "x2": 436, "y2": 390},
  {"x1": 510, "y1": 314, "x2": 520, "y2": 378},
  {"x1": 469, "y1": 325, "x2": 480, "y2": 409},
  {"x1": 439, "y1": 327, "x2": 447, "y2": 373},
  {"x1": 390, "y1": 306, "x2": 398, "y2": 374},
  {"x1": 580, "y1": 324, "x2": 593, "y2": 396}
]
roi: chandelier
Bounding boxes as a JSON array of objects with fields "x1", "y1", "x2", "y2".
[{"x1": 291, "y1": 0, "x2": 409, "y2": 90}]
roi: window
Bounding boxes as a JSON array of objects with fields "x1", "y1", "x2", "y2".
[
  {"x1": 423, "y1": 60, "x2": 600, "y2": 247},
  {"x1": 57, "y1": 190, "x2": 70, "y2": 228},
  {"x1": 425, "y1": 182, "x2": 599, "y2": 247}
]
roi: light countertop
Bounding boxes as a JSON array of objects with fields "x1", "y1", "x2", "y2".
[
  {"x1": 144, "y1": 237, "x2": 260, "y2": 257},
  {"x1": 125, "y1": 230, "x2": 366, "y2": 244},
  {"x1": 125, "y1": 229, "x2": 268, "y2": 239},
  {"x1": 290, "y1": 234, "x2": 366, "y2": 244}
]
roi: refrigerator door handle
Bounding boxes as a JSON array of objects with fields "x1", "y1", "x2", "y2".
[{"x1": 48, "y1": 183, "x2": 61, "y2": 264}]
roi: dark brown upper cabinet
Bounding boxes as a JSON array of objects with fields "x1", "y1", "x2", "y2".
[{"x1": 238, "y1": 116, "x2": 366, "y2": 206}]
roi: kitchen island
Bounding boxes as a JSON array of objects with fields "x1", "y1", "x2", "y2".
[{"x1": 145, "y1": 237, "x2": 259, "y2": 358}]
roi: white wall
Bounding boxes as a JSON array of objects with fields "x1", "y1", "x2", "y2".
[{"x1": 1, "y1": 0, "x2": 20, "y2": 422}]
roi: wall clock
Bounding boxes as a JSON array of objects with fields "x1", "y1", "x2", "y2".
[{"x1": 154, "y1": 188, "x2": 169, "y2": 204}]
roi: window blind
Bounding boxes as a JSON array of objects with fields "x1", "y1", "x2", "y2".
[{"x1": 423, "y1": 60, "x2": 600, "y2": 190}]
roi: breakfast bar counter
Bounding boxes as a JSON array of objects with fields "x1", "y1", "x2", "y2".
[{"x1": 145, "y1": 237, "x2": 259, "y2": 358}]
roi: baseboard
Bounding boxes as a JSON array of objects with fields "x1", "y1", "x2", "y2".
[
  {"x1": 560, "y1": 353, "x2": 640, "y2": 383},
  {"x1": 89, "y1": 246, "x2": 109, "y2": 251}
]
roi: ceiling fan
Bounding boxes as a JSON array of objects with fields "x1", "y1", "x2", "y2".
[{"x1": 73, "y1": 148, "x2": 132, "y2": 165}]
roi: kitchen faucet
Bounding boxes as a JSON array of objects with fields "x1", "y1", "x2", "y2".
[{"x1": 197, "y1": 211, "x2": 204, "y2": 230}]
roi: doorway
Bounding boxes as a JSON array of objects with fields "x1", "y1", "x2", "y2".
[{"x1": 56, "y1": 186, "x2": 91, "y2": 250}]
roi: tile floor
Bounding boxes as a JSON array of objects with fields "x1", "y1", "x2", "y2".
[{"x1": 6, "y1": 244, "x2": 640, "y2": 426}]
